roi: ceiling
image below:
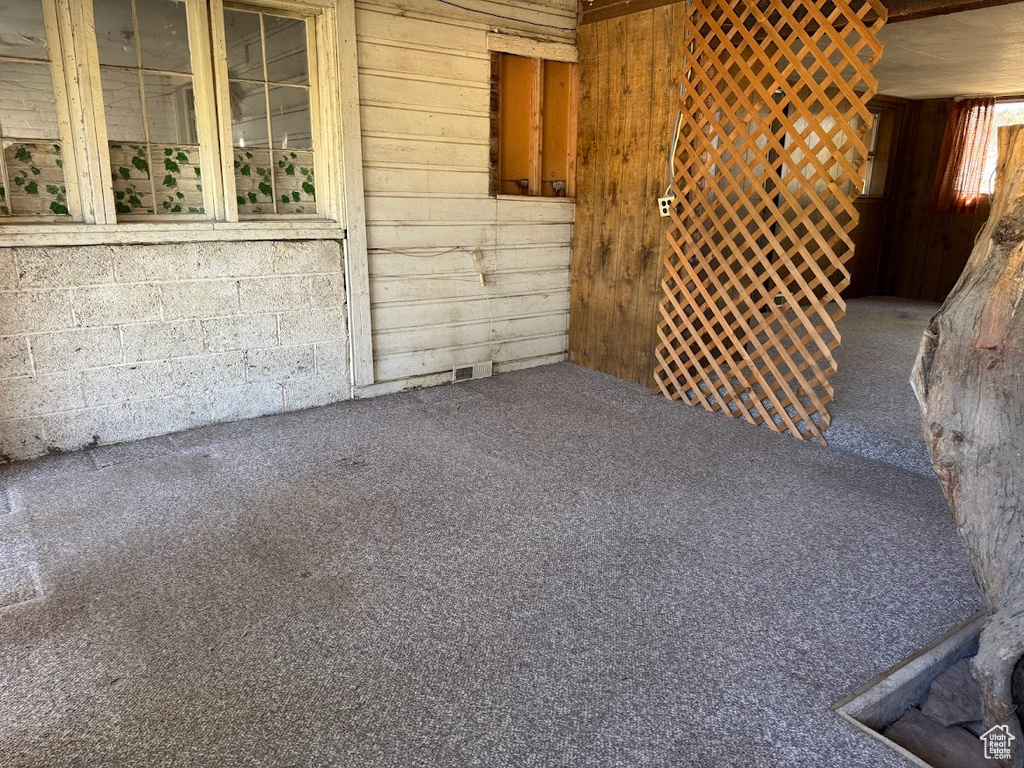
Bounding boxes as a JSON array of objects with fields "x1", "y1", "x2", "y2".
[{"x1": 875, "y1": 2, "x2": 1024, "y2": 99}]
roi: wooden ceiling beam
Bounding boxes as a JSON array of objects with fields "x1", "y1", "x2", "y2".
[{"x1": 579, "y1": 0, "x2": 1024, "y2": 27}]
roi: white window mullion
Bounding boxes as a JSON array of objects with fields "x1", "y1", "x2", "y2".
[
  {"x1": 60, "y1": 0, "x2": 117, "y2": 224},
  {"x1": 209, "y1": 0, "x2": 241, "y2": 222},
  {"x1": 308, "y1": 12, "x2": 334, "y2": 220},
  {"x1": 186, "y1": 0, "x2": 227, "y2": 221},
  {"x1": 38, "y1": 0, "x2": 85, "y2": 221}
]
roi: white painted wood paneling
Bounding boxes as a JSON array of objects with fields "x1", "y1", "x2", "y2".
[{"x1": 355, "y1": 0, "x2": 576, "y2": 390}]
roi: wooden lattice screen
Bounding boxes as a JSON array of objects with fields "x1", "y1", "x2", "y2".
[{"x1": 654, "y1": 0, "x2": 886, "y2": 443}]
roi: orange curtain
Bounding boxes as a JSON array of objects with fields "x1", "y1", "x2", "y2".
[{"x1": 933, "y1": 98, "x2": 995, "y2": 213}]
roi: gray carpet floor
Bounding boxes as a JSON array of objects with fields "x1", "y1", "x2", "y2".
[
  {"x1": 0, "y1": 340, "x2": 978, "y2": 766},
  {"x1": 827, "y1": 297, "x2": 940, "y2": 475}
]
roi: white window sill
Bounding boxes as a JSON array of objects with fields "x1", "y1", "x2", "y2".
[{"x1": 0, "y1": 219, "x2": 347, "y2": 247}]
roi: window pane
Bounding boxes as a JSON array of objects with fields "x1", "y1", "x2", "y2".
[
  {"x1": 138, "y1": 0, "x2": 191, "y2": 73},
  {"x1": 231, "y1": 82, "x2": 270, "y2": 147},
  {"x1": 109, "y1": 143, "x2": 155, "y2": 214},
  {"x1": 3, "y1": 141, "x2": 67, "y2": 216},
  {"x1": 274, "y1": 150, "x2": 316, "y2": 214},
  {"x1": 101, "y1": 67, "x2": 146, "y2": 142},
  {"x1": 93, "y1": 0, "x2": 138, "y2": 68},
  {"x1": 0, "y1": 61, "x2": 60, "y2": 139},
  {"x1": 234, "y1": 148, "x2": 275, "y2": 214},
  {"x1": 225, "y1": 10, "x2": 263, "y2": 80},
  {"x1": 0, "y1": 0, "x2": 49, "y2": 61},
  {"x1": 0, "y1": 1, "x2": 69, "y2": 218},
  {"x1": 154, "y1": 145, "x2": 204, "y2": 214},
  {"x1": 144, "y1": 73, "x2": 197, "y2": 144},
  {"x1": 269, "y1": 85, "x2": 311, "y2": 149},
  {"x1": 264, "y1": 16, "x2": 308, "y2": 85}
]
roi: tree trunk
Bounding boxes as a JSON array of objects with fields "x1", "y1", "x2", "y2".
[{"x1": 912, "y1": 124, "x2": 1024, "y2": 768}]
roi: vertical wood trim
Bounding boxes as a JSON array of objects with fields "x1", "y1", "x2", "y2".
[
  {"x1": 308, "y1": 11, "x2": 328, "y2": 217},
  {"x1": 569, "y1": 22, "x2": 599, "y2": 366},
  {"x1": 63, "y1": 0, "x2": 116, "y2": 224},
  {"x1": 208, "y1": 0, "x2": 239, "y2": 223},
  {"x1": 41, "y1": 0, "x2": 84, "y2": 221},
  {"x1": 529, "y1": 58, "x2": 543, "y2": 196},
  {"x1": 187, "y1": 0, "x2": 224, "y2": 221},
  {"x1": 565, "y1": 62, "x2": 578, "y2": 199},
  {"x1": 335, "y1": 0, "x2": 373, "y2": 389},
  {"x1": 489, "y1": 52, "x2": 501, "y2": 198},
  {"x1": 314, "y1": 7, "x2": 342, "y2": 223}
]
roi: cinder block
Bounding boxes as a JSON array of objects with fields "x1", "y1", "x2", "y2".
[
  {"x1": 72, "y1": 284, "x2": 161, "y2": 327},
  {"x1": 122, "y1": 320, "x2": 203, "y2": 363},
  {"x1": 0, "y1": 336, "x2": 32, "y2": 379},
  {"x1": 309, "y1": 273, "x2": 344, "y2": 308},
  {"x1": 17, "y1": 246, "x2": 115, "y2": 287},
  {"x1": 0, "y1": 290, "x2": 74, "y2": 335},
  {"x1": 282, "y1": 375, "x2": 348, "y2": 411},
  {"x1": 315, "y1": 341, "x2": 349, "y2": 379},
  {"x1": 237, "y1": 276, "x2": 308, "y2": 314},
  {"x1": 0, "y1": 372, "x2": 85, "y2": 419},
  {"x1": 170, "y1": 352, "x2": 245, "y2": 393},
  {"x1": 112, "y1": 243, "x2": 200, "y2": 283},
  {"x1": 246, "y1": 345, "x2": 315, "y2": 382},
  {"x1": 0, "y1": 250, "x2": 18, "y2": 290},
  {"x1": 195, "y1": 241, "x2": 275, "y2": 278},
  {"x1": 0, "y1": 417, "x2": 46, "y2": 461},
  {"x1": 203, "y1": 314, "x2": 278, "y2": 352},
  {"x1": 82, "y1": 361, "x2": 172, "y2": 407},
  {"x1": 42, "y1": 403, "x2": 134, "y2": 453},
  {"x1": 205, "y1": 381, "x2": 283, "y2": 422},
  {"x1": 30, "y1": 327, "x2": 123, "y2": 373},
  {"x1": 278, "y1": 307, "x2": 346, "y2": 346},
  {"x1": 131, "y1": 394, "x2": 211, "y2": 438},
  {"x1": 160, "y1": 280, "x2": 238, "y2": 320},
  {"x1": 273, "y1": 240, "x2": 342, "y2": 275}
]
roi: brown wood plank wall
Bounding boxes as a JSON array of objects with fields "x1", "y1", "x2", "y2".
[
  {"x1": 880, "y1": 98, "x2": 991, "y2": 302},
  {"x1": 568, "y1": 4, "x2": 684, "y2": 387}
]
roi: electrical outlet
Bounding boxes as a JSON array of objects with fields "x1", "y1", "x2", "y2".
[{"x1": 658, "y1": 194, "x2": 675, "y2": 218}]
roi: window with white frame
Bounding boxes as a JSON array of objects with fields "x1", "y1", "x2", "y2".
[
  {"x1": 96, "y1": 0, "x2": 206, "y2": 216},
  {"x1": 0, "y1": 0, "x2": 71, "y2": 218},
  {"x1": 223, "y1": 6, "x2": 319, "y2": 215},
  {"x1": 0, "y1": 0, "x2": 341, "y2": 232}
]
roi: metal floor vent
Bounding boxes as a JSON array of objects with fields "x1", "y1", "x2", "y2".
[{"x1": 452, "y1": 361, "x2": 493, "y2": 382}]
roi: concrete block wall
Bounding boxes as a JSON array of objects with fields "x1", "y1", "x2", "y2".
[{"x1": 0, "y1": 240, "x2": 349, "y2": 462}]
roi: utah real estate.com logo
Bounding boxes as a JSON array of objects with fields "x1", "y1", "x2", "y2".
[{"x1": 981, "y1": 725, "x2": 1015, "y2": 761}]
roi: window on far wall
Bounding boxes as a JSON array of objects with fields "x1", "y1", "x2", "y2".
[
  {"x1": 980, "y1": 100, "x2": 1024, "y2": 195},
  {"x1": 860, "y1": 108, "x2": 896, "y2": 197},
  {"x1": 0, "y1": 0, "x2": 341, "y2": 235},
  {"x1": 492, "y1": 53, "x2": 577, "y2": 198}
]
